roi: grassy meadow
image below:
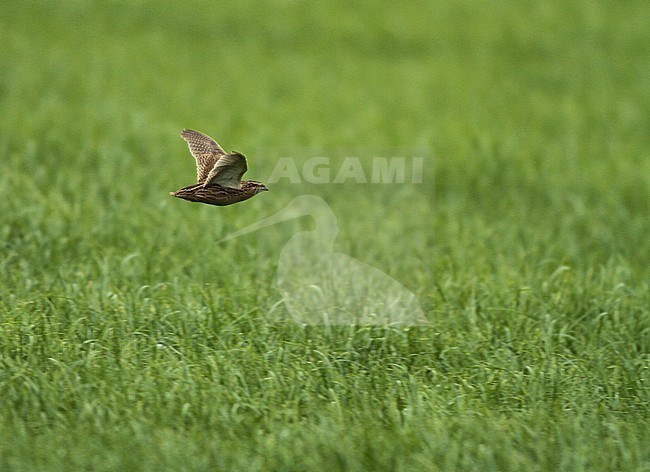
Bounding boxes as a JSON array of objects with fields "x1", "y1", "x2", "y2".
[{"x1": 1, "y1": 1, "x2": 649, "y2": 470}]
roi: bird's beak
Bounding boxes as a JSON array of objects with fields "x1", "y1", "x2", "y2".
[
  {"x1": 219, "y1": 212, "x2": 290, "y2": 243},
  {"x1": 219, "y1": 195, "x2": 334, "y2": 244},
  {"x1": 219, "y1": 199, "x2": 307, "y2": 243}
]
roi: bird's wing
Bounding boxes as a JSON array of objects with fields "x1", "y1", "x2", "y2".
[
  {"x1": 180, "y1": 129, "x2": 227, "y2": 183},
  {"x1": 203, "y1": 153, "x2": 248, "y2": 189}
]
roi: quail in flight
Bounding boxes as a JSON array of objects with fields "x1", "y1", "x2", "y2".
[{"x1": 171, "y1": 129, "x2": 268, "y2": 206}]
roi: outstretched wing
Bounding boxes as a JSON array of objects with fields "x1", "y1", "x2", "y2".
[
  {"x1": 203, "y1": 153, "x2": 248, "y2": 189},
  {"x1": 180, "y1": 129, "x2": 227, "y2": 183}
]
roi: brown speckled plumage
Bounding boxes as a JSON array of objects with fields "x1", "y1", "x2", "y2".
[{"x1": 170, "y1": 129, "x2": 268, "y2": 206}]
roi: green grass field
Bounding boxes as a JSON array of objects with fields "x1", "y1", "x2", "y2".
[{"x1": 1, "y1": 1, "x2": 649, "y2": 470}]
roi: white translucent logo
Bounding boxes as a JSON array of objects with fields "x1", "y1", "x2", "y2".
[
  {"x1": 266, "y1": 157, "x2": 424, "y2": 184},
  {"x1": 221, "y1": 195, "x2": 426, "y2": 325}
]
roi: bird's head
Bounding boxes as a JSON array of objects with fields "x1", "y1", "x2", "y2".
[{"x1": 245, "y1": 181, "x2": 269, "y2": 194}]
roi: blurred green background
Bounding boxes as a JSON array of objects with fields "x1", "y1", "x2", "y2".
[{"x1": 1, "y1": 1, "x2": 649, "y2": 470}]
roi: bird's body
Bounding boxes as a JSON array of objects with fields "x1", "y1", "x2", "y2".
[
  {"x1": 171, "y1": 180, "x2": 266, "y2": 206},
  {"x1": 170, "y1": 129, "x2": 268, "y2": 206}
]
